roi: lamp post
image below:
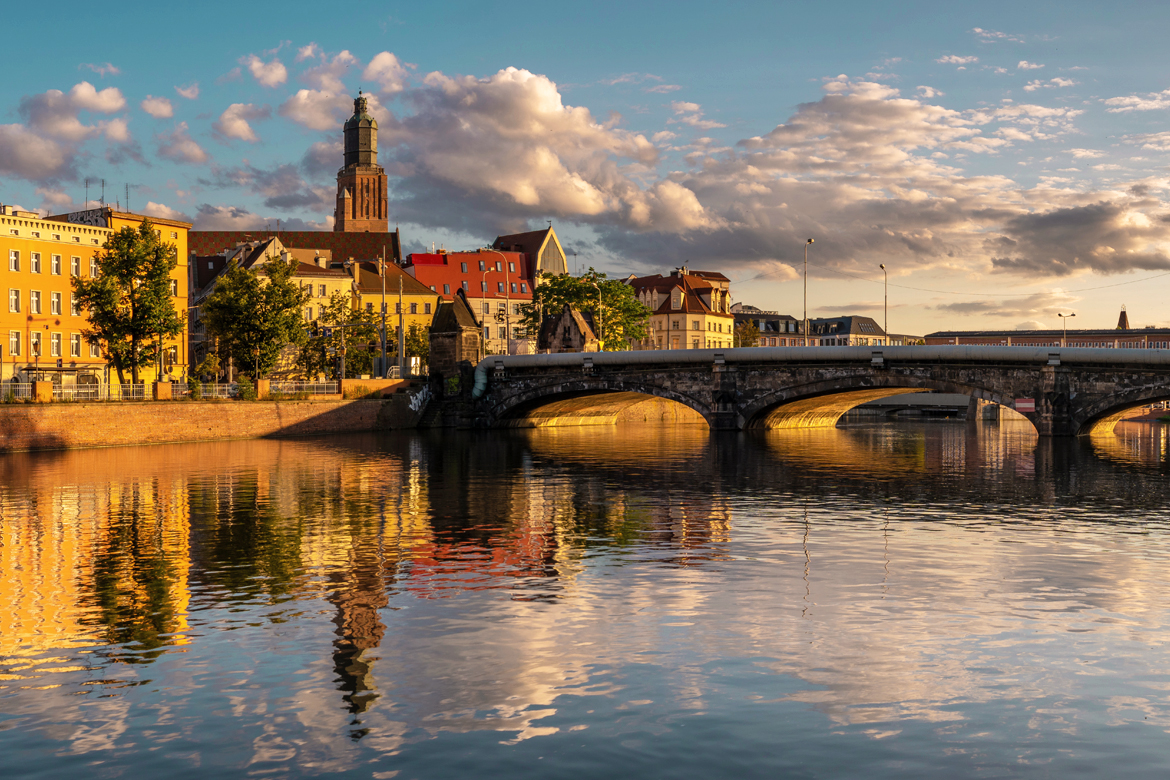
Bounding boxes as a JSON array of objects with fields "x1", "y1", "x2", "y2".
[
  {"x1": 803, "y1": 238, "x2": 814, "y2": 346},
  {"x1": 879, "y1": 263, "x2": 887, "y2": 345},
  {"x1": 481, "y1": 248, "x2": 511, "y2": 354},
  {"x1": 1058, "y1": 312, "x2": 1076, "y2": 347}
]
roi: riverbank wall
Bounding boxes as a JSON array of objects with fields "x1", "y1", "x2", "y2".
[{"x1": 0, "y1": 393, "x2": 432, "y2": 453}]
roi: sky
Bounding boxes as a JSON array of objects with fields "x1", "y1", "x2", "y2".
[{"x1": 4, "y1": 0, "x2": 1170, "y2": 335}]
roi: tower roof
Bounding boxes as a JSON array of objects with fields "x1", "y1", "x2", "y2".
[{"x1": 344, "y1": 93, "x2": 377, "y2": 129}]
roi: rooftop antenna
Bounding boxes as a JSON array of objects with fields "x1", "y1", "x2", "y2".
[
  {"x1": 84, "y1": 178, "x2": 89, "y2": 209},
  {"x1": 100, "y1": 179, "x2": 105, "y2": 207}
]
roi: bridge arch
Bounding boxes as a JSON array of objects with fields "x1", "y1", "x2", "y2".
[
  {"x1": 1074, "y1": 385, "x2": 1170, "y2": 436},
  {"x1": 738, "y1": 375, "x2": 1027, "y2": 431},
  {"x1": 488, "y1": 378, "x2": 712, "y2": 428}
]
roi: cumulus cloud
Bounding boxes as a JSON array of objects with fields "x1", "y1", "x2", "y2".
[
  {"x1": 175, "y1": 83, "x2": 200, "y2": 100},
  {"x1": 192, "y1": 203, "x2": 328, "y2": 231},
  {"x1": 917, "y1": 86, "x2": 944, "y2": 98},
  {"x1": 363, "y1": 51, "x2": 409, "y2": 94},
  {"x1": 1024, "y1": 77, "x2": 1078, "y2": 92},
  {"x1": 200, "y1": 161, "x2": 332, "y2": 212},
  {"x1": 155, "y1": 122, "x2": 208, "y2": 164},
  {"x1": 278, "y1": 88, "x2": 353, "y2": 131},
  {"x1": 81, "y1": 62, "x2": 120, "y2": 77},
  {"x1": 1125, "y1": 131, "x2": 1170, "y2": 150},
  {"x1": 301, "y1": 139, "x2": 342, "y2": 176},
  {"x1": 142, "y1": 201, "x2": 191, "y2": 222},
  {"x1": 1068, "y1": 148, "x2": 1104, "y2": 159},
  {"x1": 296, "y1": 42, "x2": 323, "y2": 62},
  {"x1": 668, "y1": 101, "x2": 727, "y2": 129},
  {"x1": 301, "y1": 50, "x2": 358, "y2": 92},
  {"x1": 212, "y1": 103, "x2": 271, "y2": 142},
  {"x1": 1017, "y1": 60, "x2": 1045, "y2": 70},
  {"x1": 240, "y1": 54, "x2": 287, "y2": 88},
  {"x1": 0, "y1": 125, "x2": 71, "y2": 180},
  {"x1": 1104, "y1": 88, "x2": 1170, "y2": 113},
  {"x1": 936, "y1": 55, "x2": 978, "y2": 65},
  {"x1": 140, "y1": 95, "x2": 174, "y2": 118}
]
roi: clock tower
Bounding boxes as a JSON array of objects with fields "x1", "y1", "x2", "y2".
[{"x1": 334, "y1": 92, "x2": 389, "y2": 233}]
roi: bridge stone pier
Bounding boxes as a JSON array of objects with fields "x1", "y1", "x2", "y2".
[{"x1": 465, "y1": 346, "x2": 1170, "y2": 436}]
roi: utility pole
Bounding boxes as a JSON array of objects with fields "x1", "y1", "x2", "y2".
[
  {"x1": 380, "y1": 246, "x2": 388, "y2": 377},
  {"x1": 879, "y1": 263, "x2": 887, "y2": 344},
  {"x1": 397, "y1": 275, "x2": 404, "y2": 376}
]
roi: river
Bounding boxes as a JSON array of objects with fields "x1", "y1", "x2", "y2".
[{"x1": 3, "y1": 419, "x2": 1170, "y2": 778}]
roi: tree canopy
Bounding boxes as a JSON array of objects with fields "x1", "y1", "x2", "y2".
[
  {"x1": 296, "y1": 291, "x2": 379, "y2": 379},
  {"x1": 520, "y1": 269, "x2": 650, "y2": 350},
  {"x1": 201, "y1": 256, "x2": 309, "y2": 380},
  {"x1": 71, "y1": 218, "x2": 185, "y2": 384},
  {"x1": 735, "y1": 320, "x2": 760, "y2": 348}
]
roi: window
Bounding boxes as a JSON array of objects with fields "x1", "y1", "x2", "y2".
[
  {"x1": 8, "y1": 332, "x2": 20, "y2": 357},
  {"x1": 50, "y1": 333, "x2": 61, "y2": 357},
  {"x1": 520, "y1": 283, "x2": 528, "y2": 293},
  {"x1": 30, "y1": 291, "x2": 41, "y2": 314},
  {"x1": 305, "y1": 307, "x2": 313, "y2": 321},
  {"x1": 461, "y1": 281, "x2": 468, "y2": 291},
  {"x1": 52, "y1": 234, "x2": 60, "y2": 241},
  {"x1": 495, "y1": 261, "x2": 502, "y2": 272},
  {"x1": 89, "y1": 342, "x2": 101, "y2": 358},
  {"x1": 483, "y1": 303, "x2": 490, "y2": 314},
  {"x1": 366, "y1": 302, "x2": 374, "y2": 312},
  {"x1": 509, "y1": 262, "x2": 515, "y2": 273},
  {"x1": 208, "y1": 261, "x2": 214, "y2": 269},
  {"x1": 460, "y1": 262, "x2": 468, "y2": 273},
  {"x1": 511, "y1": 283, "x2": 517, "y2": 294},
  {"x1": 71, "y1": 256, "x2": 80, "y2": 276},
  {"x1": 484, "y1": 326, "x2": 490, "y2": 339},
  {"x1": 89, "y1": 258, "x2": 98, "y2": 276},
  {"x1": 443, "y1": 284, "x2": 451, "y2": 295},
  {"x1": 30, "y1": 253, "x2": 41, "y2": 273},
  {"x1": 478, "y1": 261, "x2": 485, "y2": 272},
  {"x1": 171, "y1": 231, "x2": 178, "y2": 239},
  {"x1": 70, "y1": 294, "x2": 79, "y2": 316},
  {"x1": 170, "y1": 279, "x2": 178, "y2": 296},
  {"x1": 8, "y1": 289, "x2": 18, "y2": 313},
  {"x1": 73, "y1": 236, "x2": 80, "y2": 243},
  {"x1": 424, "y1": 303, "x2": 431, "y2": 314},
  {"x1": 692, "y1": 320, "x2": 699, "y2": 330},
  {"x1": 513, "y1": 304, "x2": 521, "y2": 315},
  {"x1": 318, "y1": 284, "x2": 326, "y2": 297},
  {"x1": 8, "y1": 250, "x2": 19, "y2": 272},
  {"x1": 410, "y1": 302, "x2": 418, "y2": 314},
  {"x1": 481, "y1": 281, "x2": 488, "y2": 292},
  {"x1": 692, "y1": 339, "x2": 699, "y2": 349},
  {"x1": 430, "y1": 286, "x2": 436, "y2": 291},
  {"x1": 71, "y1": 334, "x2": 81, "y2": 357},
  {"x1": 498, "y1": 302, "x2": 506, "y2": 313},
  {"x1": 30, "y1": 332, "x2": 41, "y2": 357},
  {"x1": 497, "y1": 282, "x2": 504, "y2": 293},
  {"x1": 51, "y1": 255, "x2": 61, "y2": 275},
  {"x1": 51, "y1": 292, "x2": 61, "y2": 315},
  {"x1": 498, "y1": 326, "x2": 506, "y2": 339},
  {"x1": 672, "y1": 320, "x2": 679, "y2": 330}
]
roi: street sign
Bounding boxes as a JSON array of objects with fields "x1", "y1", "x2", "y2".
[
  {"x1": 322, "y1": 327, "x2": 334, "y2": 338},
  {"x1": 1014, "y1": 398, "x2": 1036, "y2": 413},
  {"x1": 56, "y1": 359, "x2": 63, "y2": 368}
]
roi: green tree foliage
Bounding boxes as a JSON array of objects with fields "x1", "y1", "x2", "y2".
[
  {"x1": 201, "y1": 256, "x2": 310, "y2": 380},
  {"x1": 71, "y1": 219, "x2": 185, "y2": 384},
  {"x1": 735, "y1": 320, "x2": 760, "y2": 348},
  {"x1": 520, "y1": 268, "x2": 650, "y2": 350},
  {"x1": 297, "y1": 291, "x2": 379, "y2": 379},
  {"x1": 405, "y1": 323, "x2": 430, "y2": 364}
]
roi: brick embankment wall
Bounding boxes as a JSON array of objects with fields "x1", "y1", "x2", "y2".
[{"x1": 0, "y1": 398, "x2": 424, "y2": 453}]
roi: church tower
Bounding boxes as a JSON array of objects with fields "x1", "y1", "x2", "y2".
[{"x1": 334, "y1": 92, "x2": 389, "y2": 233}]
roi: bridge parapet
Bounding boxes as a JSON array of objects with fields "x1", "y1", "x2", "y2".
[{"x1": 466, "y1": 346, "x2": 1170, "y2": 435}]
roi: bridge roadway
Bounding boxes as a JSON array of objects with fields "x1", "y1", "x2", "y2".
[{"x1": 468, "y1": 345, "x2": 1170, "y2": 436}]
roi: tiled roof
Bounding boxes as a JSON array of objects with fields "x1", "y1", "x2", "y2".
[
  {"x1": 355, "y1": 262, "x2": 435, "y2": 296},
  {"x1": 189, "y1": 229, "x2": 401, "y2": 262}
]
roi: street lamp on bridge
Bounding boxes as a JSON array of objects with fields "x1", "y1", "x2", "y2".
[
  {"x1": 803, "y1": 238, "x2": 814, "y2": 346},
  {"x1": 1058, "y1": 312, "x2": 1076, "y2": 347}
]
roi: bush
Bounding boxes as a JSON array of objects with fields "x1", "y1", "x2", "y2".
[
  {"x1": 188, "y1": 378, "x2": 202, "y2": 401},
  {"x1": 237, "y1": 377, "x2": 257, "y2": 401},
  {"x1": 343, "y1": 384, "x2": 371, "y2": 400}
]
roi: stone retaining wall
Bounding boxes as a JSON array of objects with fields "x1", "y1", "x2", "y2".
[{"x1": 0, "y1": 397, "x2": 425, "y2": 453}]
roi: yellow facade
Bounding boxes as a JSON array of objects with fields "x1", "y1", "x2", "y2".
[
  {"x1": 649, "y1": 311, "x2": 736, "y2": 350},
  {"x1": 0, "y1": 207, "x2": 112, "y2": 382},
  {"x1": 354, "y1": 264, "x2": 440, "y2": 338}
]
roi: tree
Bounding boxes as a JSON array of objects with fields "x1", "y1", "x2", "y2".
[
  {"x1": 72, "y1": 219, "x2": 185, "y2": 384},
  {"x1": 297, "y1": 291, "x2": 379, "y2": 379},
  {"x1": 735, "y1": 320, "x2": 760, "y2": 348},
  {"x1": 520, "y1": 268, "x2": 650, "y2": 350},
  {"x1": 201, "y1": 256, "x2": 310, "y2": 380},
  {"x1": 405, "y1": 323, "x2": 430, "y2": 365}
]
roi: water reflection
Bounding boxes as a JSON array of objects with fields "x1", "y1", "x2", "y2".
[{"x1": 3, "y1": 422, "x2": 1170, "y2": 777}]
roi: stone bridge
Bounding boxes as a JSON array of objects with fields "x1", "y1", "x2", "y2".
[{"x1": 467, "y1": 346, "x2": 1170, "y2": 436}]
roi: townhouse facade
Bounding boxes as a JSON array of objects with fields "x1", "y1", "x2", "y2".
[{"x1": 627, "y1": 267, "x2": 735, "y2": 350}]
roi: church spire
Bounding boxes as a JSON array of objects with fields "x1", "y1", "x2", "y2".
[{"x1": 335, "y1": 92, "x2": 388, "y2": 233}]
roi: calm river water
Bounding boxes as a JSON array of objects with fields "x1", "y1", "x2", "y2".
[{"x1": 4, "y1": 420, "x2": 1170, "y2": 778}]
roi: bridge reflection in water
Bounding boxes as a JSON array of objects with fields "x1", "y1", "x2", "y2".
[{"x1": 3, "y1": 422, "x2": 1170, "y2": 775}]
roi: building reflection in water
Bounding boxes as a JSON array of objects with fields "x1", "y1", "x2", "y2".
[{"x1": 3, "y1": 419, "x2": 1170, "y2": 770}]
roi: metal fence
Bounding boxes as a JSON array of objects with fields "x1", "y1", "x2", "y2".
[
  {"x1": 3, "y1": 382, "x2": 32, "y2": 400},
  {"x1": 45, "y1": 384, "x2": 146, "y2": 402},
  {"x1": 269, "y1": 381, "x2": 339, "y2": 395},
  {"x1": 197, "y1": 383, "x2": 239, "y2": 399}
]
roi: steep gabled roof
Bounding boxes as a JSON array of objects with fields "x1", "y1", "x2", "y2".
[
  {"x1": 432, "y1": 289, "x2": 481, "y2": 331},
  {"x1": 354, "y1": 262, "x2": 435, "y2": 296}
]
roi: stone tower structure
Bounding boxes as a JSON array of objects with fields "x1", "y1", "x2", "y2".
[{"x1": 334, "y1": 92, "x2": 389, "y2": 233}]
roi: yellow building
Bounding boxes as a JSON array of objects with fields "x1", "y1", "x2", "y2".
[
  {"x1": 352, "y1": 260, "x2": 440, "y2": 337},
  {"x1": 29, "y1": 205, "x2": 193, "y2": 383},
  {"x1": 0, "y1": 205, "x2": 112, "y2": 383},
  {"x1": 627, "y1": 268, "x2": 735, "y2": 350}
]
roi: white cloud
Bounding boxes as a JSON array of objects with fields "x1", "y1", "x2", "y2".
[
  {"x1": 81, "y1": 62, "x2": 120, "y2": 77},
  {"x1": 240, "y1": 54, "x2": 288, "y2": 88},
  {"x1": 363, "y1": 51, "x2": 409, "y2": 95},
  {"x1": 1104, "y1": 89, "x2": 1170, "y2": 113},
  {"x1": 0, "y1": 125, "x2": 70, "y2": 180},
  {"x1": 278, "y1": 89, "x2": 352, "y2": 131},
  {"x1": 140, "y1": 95, "x2": 174, "y2": 118},
  {"x1": 296, "y1": 42, "x2": 322, "y2": 62},
  {"x1": 1068, "y1": 148, "x2": 1104, "y2": 159},
  {"x1": 916, "y1": 86, "x2": 944, "y2": 98},
  {"x1": 936, "y1": 55, "x2": 978, "y2": 65},
  {"x1": 301, "y1": 50, "x2": 358, "y2": 92},
  {"x1": 1024, "y1": 78, "x2": 1078, "y2": 92},
  {"x1": 1018, "y1": 60, "x2": 1045, "y2": 70},
  {"x1": 647, "y1": 84, "x2": 682, "y2": 94},
  {"x1": 1124, "y1": 131, "x2": 1170, "y2": 150},
  {"x1": 142, "y1": 201, "x2": 191, "y2": 222},
  {"x1": 175, "y1": 83, "x2": 200, "y2": 100},
  {"x1": 102, "y1": 116, "x2": 131, "y2": 143},
  {"x1": 156, "y1": 122, "x2": 208, "y2": 164},
  {"x1": 971, "y1": 28, "x2": 1025, "y2": 43},
  {"x1": 212, "y1": 103, "x2": 271, "y2": 142},
  {"x1": 19, "y1": 82, "x2": 126, "y2": 142},
  {"x1": 668, "y1": 101, "x2": 727, "y2": 130}
]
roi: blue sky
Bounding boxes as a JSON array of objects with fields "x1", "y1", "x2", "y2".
[{"x1": 5, "y1": 0, "x2": 1170, "y2": 334}]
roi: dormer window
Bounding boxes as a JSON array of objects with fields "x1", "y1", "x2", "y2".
[{"x1": 671, "y1": 290, "x2": 682, "y2": 310}]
